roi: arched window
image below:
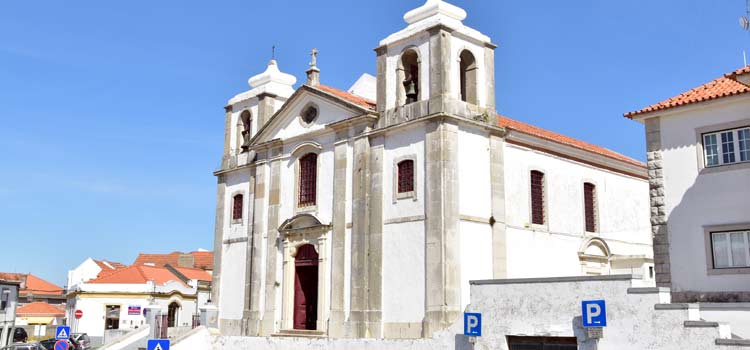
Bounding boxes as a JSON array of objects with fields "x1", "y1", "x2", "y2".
[
  {"x1": 232, "y1": 194, "x2": 244, "y2": 222},
  {"x1": 397, "y1": 160, "x2": 414, "y2": 193},
  {"x1": 167, "y1": 302, "x2": 180, "y2": 328},
  {"x1": 237, "y1": 111, "x2": 252, "y2": 153},
  {"x1": 530, "y1": 171, "x2": 545, "y2": 225},
  {"x1": 459, "y1": 50, "x2": 478, "y2": 104},
  {"x1": 583, "y1": 183, "x2": 597, "y2": 232},
  {"x1": 397, "y1": 49, "x2": 420, "y2": 106},
  {"x1": 299, "y1": 153, "x2": 318, "y2": 207}
]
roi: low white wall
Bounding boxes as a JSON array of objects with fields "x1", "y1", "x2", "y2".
[
  {"x1": 194, "y1": 275, "x2": 750, "y2": 350},
  {"x1": 469, "y1": 275, "x2": 733, "y2": 350}
]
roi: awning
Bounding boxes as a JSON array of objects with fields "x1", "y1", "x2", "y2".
[{"x1": 20, "y1": 317, "x2": 54, "y2": 325}]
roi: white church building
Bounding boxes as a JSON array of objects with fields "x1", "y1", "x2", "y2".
[{"x1": 211, "y1": 0, "x2": 653, "y2": 339}]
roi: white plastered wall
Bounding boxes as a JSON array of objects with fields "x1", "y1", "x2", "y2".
[
  {"x1": 67, "y1": 258, "x2": 103, "y2": 290},
  {"x1": 502, "y1": 142, "x2": 652, "y2": 278},
  {"x1": 381, "y1": 124, "x2": 426, "y2": 324},
  {"x1": 218, "y1": 170, "x2": 250, "y2": 321},
  {"x1": 457, "y1": 127, "x2": 493, "y2": 309},
  {"x1": 658, "y1": 98, "x2": 750, "y2": 293}
]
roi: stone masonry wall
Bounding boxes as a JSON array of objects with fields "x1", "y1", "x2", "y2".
[{"x1": 645, "y1": 117, "x2": 670, "y2": 288}]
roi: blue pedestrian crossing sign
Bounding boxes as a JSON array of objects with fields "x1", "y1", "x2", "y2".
[
  {"x1": 55, "y1": 326, "x2": 71, "y2": 340},
  {"x1": 148, "y1": 339, "x2": 170, "y2": 350},
  {"x1": 463, "y1": 312, "x2": 482, "y2": 337},
  {"x1": 582, "y1": 300, "x2": 607, "y2": 327}
]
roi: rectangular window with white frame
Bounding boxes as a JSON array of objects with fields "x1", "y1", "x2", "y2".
[
  {"x1": 702, "y1": 127, "x2": 750, "y2": 167},
  {"x1": 711, "y1": 230, "x2": 750, "y2": 269}
]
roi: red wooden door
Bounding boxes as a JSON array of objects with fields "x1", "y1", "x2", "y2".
[{"x1": 293, "y1": 245, "x2": 319, "y2": 330}]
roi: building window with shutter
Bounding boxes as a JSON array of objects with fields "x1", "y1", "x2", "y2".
[
  {"x1": 299, "y1": 153, "x2": 318, "y2": 207},
  {"x1": 232, "y1": 194, "x2": 244, "y2": 223},
  {"x1": 584, "y1": 182, "x2": 597, "y2": 232},
  {"x1": 530, "y1": 171, "x2": 545, "y2": 225},
  {"x1": 398, "y1": 160, "x2": 414, "y2": 194}
]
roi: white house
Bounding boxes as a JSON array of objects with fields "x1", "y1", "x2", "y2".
[
  {"x1": 626, "y1": 65, "x2": 750, "y2": 335},
  {"x1": 212, "y1": 0, "x2": 653, "y2": 339},
  {"x1": 66, "y1": 262, "x2": 211, "y2": 346},
  {"x1": 0, "y1": 275, "x2": 20, "y2": 347}
]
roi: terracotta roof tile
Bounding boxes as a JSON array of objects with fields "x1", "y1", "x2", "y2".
[
  {"x1": 0, "y1": 273, "x2": 24, "y2": 283},
  {"x1": 0, "y1": 273, "x2": 64, "y2": 296},
  {"x1": 16, "y1": 302, "x2": 65, "y2": 317},
  {"x1": 173, "y1": 267, "x2": 212, "y2": 282},
  {"x1": 22, "y1": 274, "x2": 64, "y2": 296},
  {"x1": 88, "y1": 265, "x2": 186, "y2": 286},
  {"x1": 133, "y1": 251, "x2": 214, "y2": 270},
  {"x1": 315, "y1": 84, "x2": 377, "y2": 110},
  {"x1": 497, "y1": 115, "x2": 645, "y2": 168},
  {"x1": 95, "y1": 260, "x2": 127, "y2": 271},
  {"x1": 626, "y1": 66, "x2": 750, "y2": 118}
]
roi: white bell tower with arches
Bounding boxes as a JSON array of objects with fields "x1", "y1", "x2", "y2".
[{"x1": 375, "y1": 0, "x2": 498, "y2": 125}]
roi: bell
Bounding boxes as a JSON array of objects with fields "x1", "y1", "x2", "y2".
[{"x1": 404, "y1": 80, "x2": 418, "y2": 103}]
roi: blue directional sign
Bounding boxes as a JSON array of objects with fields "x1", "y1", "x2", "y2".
[
  {"x1": 55, "y1": 326, "x2": 71, "y2": 340},
  {"x1": 582, "y1": 300, "x2": 607, "y2": 327},
  {"x1": 148, "y1": 339, "x2": 170, "y2": 350},
  {"x1": 463, "y1": 312, "x2": 482, "y2": 337}
]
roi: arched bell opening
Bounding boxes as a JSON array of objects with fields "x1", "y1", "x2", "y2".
[
  {"x1": 397, "y1": 49, "x2": 421, "y2": 106},
  {"x1": 459, "y1": 49, "x2": 478, "y2": 104}
]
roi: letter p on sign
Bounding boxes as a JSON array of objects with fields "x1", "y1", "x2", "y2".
[
  {"x1": 582, "y1": 300, "x2": 607, "y2": 327},
  {"x1": 463, "y1": 312, "x2": 482, "y2": 336}
]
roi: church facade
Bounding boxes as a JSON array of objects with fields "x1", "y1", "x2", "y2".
[{"x1": 211, "y1": 0, "x2": 653, "y2": 339}]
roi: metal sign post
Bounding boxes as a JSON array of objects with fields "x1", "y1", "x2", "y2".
[{"x1": 582, "y1": 299, "x2": 606, "y2": 347}]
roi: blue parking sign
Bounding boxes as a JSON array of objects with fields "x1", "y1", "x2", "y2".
[
  {"x1": 582, "y1": 300, "x2": 607, "y2": 327},
  {"x1": 147, "y1": 339, "x2": 170, "y2": 350},
  {"x1": 463, "y1": 312, "x2": 482, "y2": 336},
  {"x1": 55, "y1": 326, "x2": 71, "y2": 340}
]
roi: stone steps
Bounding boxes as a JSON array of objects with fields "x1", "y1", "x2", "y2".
[
  {"x1": 272, "y1": 329, "x2": 326, "y2": 338},
  {"x1": 631, "y1": 287, "x2": 749, "y2": 346}
]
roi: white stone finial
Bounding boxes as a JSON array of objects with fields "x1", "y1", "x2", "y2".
[
  {"x1": 403, "y1": 0, "x2": 467, "y2": 25},
  {"x1": 248, "y1": 59, "x2": 297, "y2": 89}
]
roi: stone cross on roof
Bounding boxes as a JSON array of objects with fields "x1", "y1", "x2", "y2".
[{"x1": 310, "y1": 48, "x2": 319, "y2": 67}]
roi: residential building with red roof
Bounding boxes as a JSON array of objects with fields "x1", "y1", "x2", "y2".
[
  {"x1": 211, "y1": 0, "x2": 654, "y2": 339},
  {"x1": 15, "y1": 301, "x2": 65, "y2": 326},
  {"x1": 0, "y1": 276, "x2": 20, "y2": 347},
  {"x1": 626, "y1": 66, "x2": 750, "y2": 336},
  {"x1": 66, "y1": 258, "x2": 212, "y2": 346},
  {"x1": 0, "y1": 273, "x2": 65, "y2": 308}
]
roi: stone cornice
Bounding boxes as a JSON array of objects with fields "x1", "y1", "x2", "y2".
[{"x1": 504, "y1": 132, "x2": 647, "y2": 179}]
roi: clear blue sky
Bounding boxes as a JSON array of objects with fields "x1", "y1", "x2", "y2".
[{"x1": 1, "y1": 0, "x2": 748, "y2": 286}]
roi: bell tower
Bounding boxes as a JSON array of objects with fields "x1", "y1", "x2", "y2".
[{"x1": 375, "y1": 0, "x2": 497, "y2": 126}]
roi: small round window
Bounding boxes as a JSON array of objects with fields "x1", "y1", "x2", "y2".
[{"x1": 301, "y1": 105, "x2": 318, "y2": 124}]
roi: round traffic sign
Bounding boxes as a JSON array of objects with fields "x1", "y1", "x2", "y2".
[
  {"x1": 74, "y1": 310, "x2": 83, "y2": 319},
  {"x1": 54, "y1": 340, "x2": 70, "y2": 350}
]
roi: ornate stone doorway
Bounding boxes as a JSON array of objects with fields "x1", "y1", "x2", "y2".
[
  {"x1": 279, "y1": 213, "x2": 331, "y2": 333},
  {"x1": 293, "y1": 244, "x2": 319, "y2": 330}
]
